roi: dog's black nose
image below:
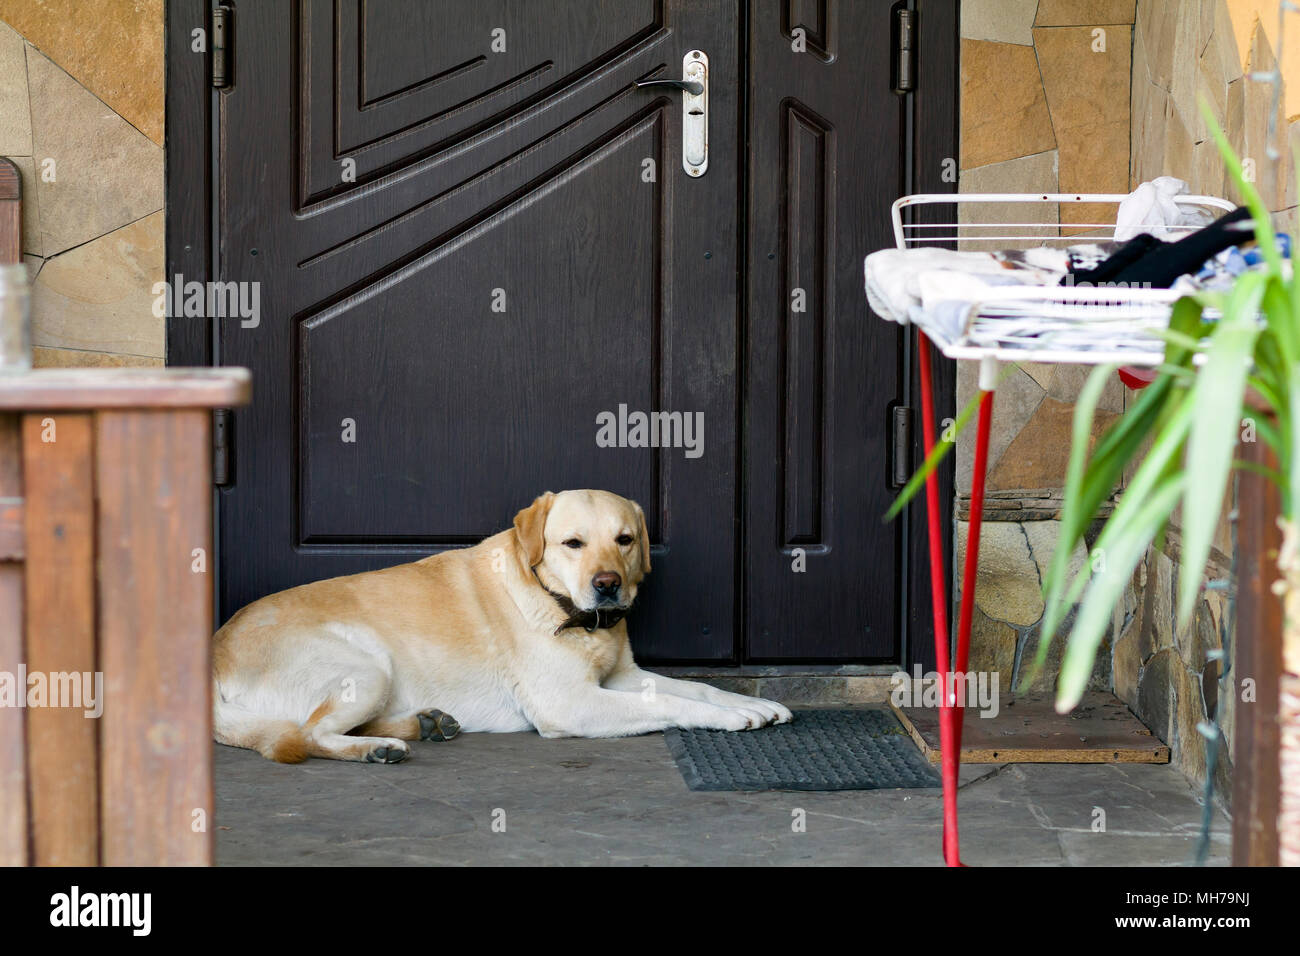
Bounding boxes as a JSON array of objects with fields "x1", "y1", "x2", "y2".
[{"x1": 592, "y1": 571, "x2": 621, "y2": 596}]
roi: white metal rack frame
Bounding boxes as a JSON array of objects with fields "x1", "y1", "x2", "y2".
[
  {"x1": 890, "y1": 192, "x2": 1239, "y2": 367},
  {"x1": 886, "y1": 191, "x2": 1239, "y2": 866}
]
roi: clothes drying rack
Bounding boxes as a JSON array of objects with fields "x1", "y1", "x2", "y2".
[{"x1": 889, "y1": 192, "x2": 1237, "y2": 866}]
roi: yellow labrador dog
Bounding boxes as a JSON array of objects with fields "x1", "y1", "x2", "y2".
[{"x1": 213, "y1": 489, "x2": 793, "y2": 763}]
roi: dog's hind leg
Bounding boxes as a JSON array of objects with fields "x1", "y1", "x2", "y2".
[
  {"x1": 355, "y1": 709, "x2": 461, "y2": 742},
  {"x1": 300, "y1": 667, "x2": 412, "y2": 763}
]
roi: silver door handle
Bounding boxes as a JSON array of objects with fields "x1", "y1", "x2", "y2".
[
  {"x1": 635, "y1": 78, "x2": 704, "y2": 96},
  {"x1": 635, "y1": 51, "x2": 709, "y2": 177}
]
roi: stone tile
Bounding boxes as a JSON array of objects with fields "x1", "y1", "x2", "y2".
[
  {"x1": 26, "y1": 46, "x2": 163, "y2": 256},
  {"x1": 1113, "y1": 607, "x2": 1142, "y2": 704},
  {"x1": 958, "y1": 150, "x2": 1059, "y2": 250},
  {"x1": 1193, "y1": 138, "x2": 1228, "y2": 200},
  {"x1": 0, "y1": 0, "x2": 163, "y2": 145},
  {"x1": 961, "y1": 0, "x2": 1038, "y2": 45},
  {"x1": 1131, "y1": 80, "x2": 1170, "y2": 188},
  {"x1": 32, "y1": 346, "x2": 162, "y2": 368},
  {"x1": 1170, "y1": 650, "x2": 1209, "y2": 783},
  {"x1": 1136, "y1": 0, "x2": 1179, "y2": 92},
  {"x1": 1020, "y1": 605, "x2": 1113, "y2": 694},
  {"x1": 960, "y1": 39, "x2": 1056, "y2": 169},
  {"x1": 1047, "y1": 363, "x2": 1125, "y2": 412},
  {"x1": 0, "y1": 20, "x2": 30, "y2": 155},
  {"x1": 30, "y1": 210, "x2": 164, "y2": 358},
  {"x1": 1035, "y1": 26, "x2": 1132, "y2": 134},
  {"x1": 987, "y1": 396, "x2": 1118, "y2": 492},
  {"x1": 966, "y1": 605, "x2": 1018, "y2": 693},
  {"x1": 956, "y1": 362, "x2": 1045, "y2": 495},
  {"x1": 1034, "y1": 25, "x2": 1130, "y2": 227},
  {"x1": 22, "y1": 252, "x2": 39, "y2": 283},
  {"x1": 1035, "y1": 0, "x2": 1136, "y2": 27},
  {"x1": 1018, "y1": 362, "x2": 1056, "y2": 389},
  {"x1": 1207, "y1": 0, "x2": 1245, "y2": 88},
  {"x1": 1023, "y1": 520, "x2": 1090, "y2": 585},
  {"x1": 1238, "y1": 18, "x2": 1291, "y2": 211},
  {"x1": 1166, "y1": 4, "x2": 1202, "y2": 140},
  {"x1": 1136, "y1": 647, "x2": 1176, "y2": 742},
  {"x1": 1202, "y1": 659, "x2": 1220, "y2": 723},
  {"x1": 1132, "y1": 6, "x2": 1154, "y2": 88},
  {"x1": 1142, "y1": 548, "x2": 1176, "y2": 659},
  {"x1": 8, "y1": 154, "x2": 40, "y2": 257},
  {"x1": 1058, "y1": 829, "x2": 1227, "y2": 866},
  {"x1": 1196, "y1": 36, "x2": 1230, "y2": 146},
  {"x1": 212, "y1": 731, "x2": 1230, "y2": 866},
  {"x1": 956, "y1": 520, "x2": 1043, "y2": 627},
  {"x1": 1058, "y1": 118, "x2": 1132, "y2": 229},
  {"x1": 1180, "y1": 597, "x2": 1222, "y2": 672},
  {"x1": 1162, "y1": 94, "x2": 1196, "y2": 182}
]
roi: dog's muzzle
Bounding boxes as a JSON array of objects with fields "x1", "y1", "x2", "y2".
[{"x1": 533, "y1": 568, "x2": 630, "y2": 634}]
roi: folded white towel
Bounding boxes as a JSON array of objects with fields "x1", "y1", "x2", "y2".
[{"x1": 1114, "y1": 176, "x2": 1210, "y2": 242}]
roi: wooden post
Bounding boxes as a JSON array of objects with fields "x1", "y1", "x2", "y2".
[
  {"x1": 0, "y1": 368, "x2": 249, "y2": 866},
  {"x1": 1233, "y1": 433, "x2": 1283, "y2": 865}
]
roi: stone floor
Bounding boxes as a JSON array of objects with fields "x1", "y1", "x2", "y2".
[{"x1": 214, "y1": 708, "x2": 1230, "y2": 866}]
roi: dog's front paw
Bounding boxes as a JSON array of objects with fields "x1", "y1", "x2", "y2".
[
  {"x1": 704, "y1": 707, "x2": 762, "y2": 732},
  {"x1": 418, "y1": 709, "x2": 461, "y2": 741},
  {"x1": 761, "y1": 699, "x2": 794, "y2": 725},
  {"x1": 724, "y1": 696, "x2": 792, "y2": 726}
]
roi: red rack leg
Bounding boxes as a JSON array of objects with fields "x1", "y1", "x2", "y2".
[
  {"x1": 955, "y1": 389, "x2": 994, "y2": 749},
  {"x1": 917, "y1": 335, "x2": 961, "y2": 866}
]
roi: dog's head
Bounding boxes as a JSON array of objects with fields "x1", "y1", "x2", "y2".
[{"x1": 514, "y1": 490, "x2": 651, "y2": 627}]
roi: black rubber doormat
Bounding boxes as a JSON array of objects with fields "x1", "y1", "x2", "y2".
[{"x1": 664, "y1": 708, "x2": 941, "y2": 792}]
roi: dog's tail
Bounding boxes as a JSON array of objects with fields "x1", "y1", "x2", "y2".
[{"x1": 213, "y1": 692, "x2": 309, "y2": 764}]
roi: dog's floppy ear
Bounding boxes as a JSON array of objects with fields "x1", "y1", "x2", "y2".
[
  {"x1": 633, "y1": 500, "x2": 651, "y2": 574},
  {"x1": 514, "y1": 491, "x2": 555, "y2": 568}
]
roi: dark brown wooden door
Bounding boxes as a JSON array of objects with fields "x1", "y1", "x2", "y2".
[
  {"x1": 212, "y1": 1, "x2": 924, "y2": 665},
  {"x1": 743, "y1": 0, "x2": 907, "y2": 662}
]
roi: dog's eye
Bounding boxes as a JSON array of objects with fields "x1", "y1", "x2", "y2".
[
  {"x1": 616, "y1": 534, "x2": 634, "y2": 546},
  {"x1": 563, "y1": 538, "x2": 584, "y2": 550}
]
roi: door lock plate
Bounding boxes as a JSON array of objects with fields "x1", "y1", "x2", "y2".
[{"x1": 682, "y1": 51, "x2": 708, "y2": 177}]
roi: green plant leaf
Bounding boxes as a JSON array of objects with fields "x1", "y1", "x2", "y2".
[
  {"x1": 1176, "y1": 271, "x2": 1265, "y2": 627},
  {"x1": 1056, "y1": 476, "x2": 1186, "y2": 712}
]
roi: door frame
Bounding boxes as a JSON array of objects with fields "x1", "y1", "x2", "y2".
[{"x1": 165, "y1": 0, "x2": 958, "y2": 672}]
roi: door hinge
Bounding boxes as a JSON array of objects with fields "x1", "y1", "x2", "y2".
[
  {"x1": 894, "y1": 8, "x2": 916, "y2": 94},
  {"x1": 213, "y1": 408, "x2": 233, "y2": 486},
  {"x1": 891, "y1": 405, "x2": 913, "y2": 488},
  {"x1": 211, "y1": 5, "x2": 233, "y2": 89}
]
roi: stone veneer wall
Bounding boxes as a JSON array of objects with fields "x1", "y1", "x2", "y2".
[
  {"x1": 958, "y1": 0, "x2": 1300, "y2": 801},
  {"x1": 0, "y1": 0, "x2": 164, "y2": 367}
]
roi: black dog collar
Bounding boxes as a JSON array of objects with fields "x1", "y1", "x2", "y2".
[{"x1": 532, "y1": 567, "x2": 627, "y2": 635}]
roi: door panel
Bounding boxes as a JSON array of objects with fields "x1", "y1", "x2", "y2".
[
  {"x1": 218, "y1": 0, "x2": 740, "y2": 662},
  {"x1": 743, "y1": 0, "x2": 905, "y2": 662},
  {"x1": 212, "y1": 1, "x2": 924, "y2": 667}
]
